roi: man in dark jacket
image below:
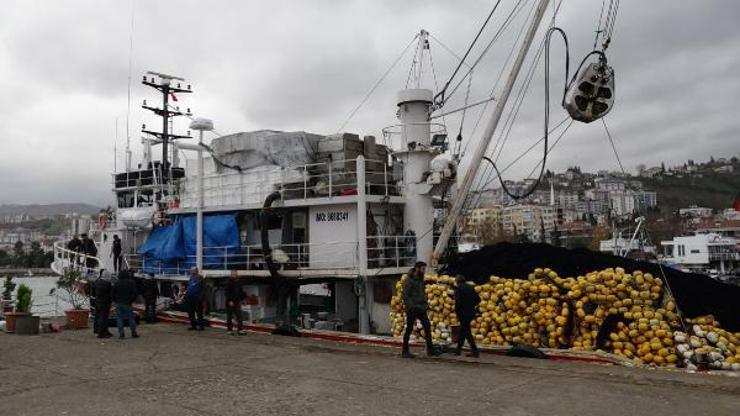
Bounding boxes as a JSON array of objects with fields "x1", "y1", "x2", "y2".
[
  {"x1": 225, "y1": 270, "x2": 246, "y2": 335},
  {"x1": 81, "y1": 234, "x2": 98, "y2": 269},
  {"x1": 67, "y1": 235, "x2": 82, "y2": 252},
  {"x1": 111, "y1": 235, "x2": 122, "y2": 272},
  {"x1": 141, "y1": 276, "x2": 159, "y2": 323},
  {"x1": 454, "y1": 274, "x2": 480, "y2": 357},
  {"x1": 401, "y1": 261, "x2": 439, "y2": 358},
  {"x1": 113, "y1": 270, "x2": 139, "y2": 339},
  {"x1": 94, "y1": 271, "x2": 113, "y2": 339},
  {"x1": 185, "y1": 267, "x2": 205, "y2": 331}
]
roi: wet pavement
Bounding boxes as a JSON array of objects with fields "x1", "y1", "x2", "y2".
[{"x1": 0, "y1": 323, "x2": 738, "y2": 416}]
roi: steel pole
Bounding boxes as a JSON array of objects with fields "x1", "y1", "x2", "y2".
[{"x1": 196, "y1": 130, "x2": 204, "y2": 270}]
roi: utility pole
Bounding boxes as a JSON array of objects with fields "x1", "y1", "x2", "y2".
[
  {"x1": 141, "y1": 71, "x2": 193, "y2": 202},
  {"x1": 433, "y1": 0, "x2": 551, "y2": 265}
]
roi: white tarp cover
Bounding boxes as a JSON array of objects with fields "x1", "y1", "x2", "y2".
[
  {"x1": 210, "y1": 130, "x2": 323, "y2": 171},
  {"x1": 179, "y1": 165, "x2": 303, "y2": 208}
]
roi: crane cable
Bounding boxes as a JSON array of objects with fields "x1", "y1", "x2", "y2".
[
  {"x1": 336, "y1": 33, "x2": 419, "y2": 133},
  {"x1": 600, "y1": 116, "x2": 686, "y2": 332},
  {"x1": 465, "y1": 0, "x2": 565, "y2": 206},
  {"x1": 434, "y1": 0, "x2": 504, "y2": 108},
  {"x1": 480, "y1": 26, "x2": 569, "y2": 201}
]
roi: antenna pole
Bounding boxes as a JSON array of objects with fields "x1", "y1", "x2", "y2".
[
  {"x1": 114, "y1": 117, "x2": 118, "y2": 173},
  {"x1": 125, "y1": 0, "x2": 135, "y2": 172},
  {"x1": 433, "y1": 0, "x2": 551, "y2": 264},
  {"x1": 141, "y1": 72, "x2": 192, "y2": 203}
]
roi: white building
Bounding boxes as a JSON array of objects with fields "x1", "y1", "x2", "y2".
[
  {"x1": 679, "y1": 206, "x2": 713, "y2": 218},
  {"x1": 600, "y1": 237, "x2": 656, "y2": 256},
  {"x1": 661, "y1": 233, "x2": 739, "y2": 276},
  {"x1": 502, "y1": 204, "x2": 556, "y2": 241},
  {"x1": 609, "y1": 190, "x2": 637, "y2": 218}
]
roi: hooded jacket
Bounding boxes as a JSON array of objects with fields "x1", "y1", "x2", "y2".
[
  {"x1": 94, "y1": 278, "x2": 113, "y2": 306},
  {"x1": 455, "y1": 282, "x2": 481, "y2": 321},
  {"x1": 113, "y1": 274, "x2": 137, "y2": 305}
]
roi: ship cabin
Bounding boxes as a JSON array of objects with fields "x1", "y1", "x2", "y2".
[{"x1": 53, "y1": 88, "x2": 453, "y2": 334}]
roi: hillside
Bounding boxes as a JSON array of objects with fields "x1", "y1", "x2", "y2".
[
  {"x1": 641, "y1": 171, "x2": 739, "y2": 212},
  {"x1": 0, "y1": 203, "x2": 101, "y2": 217}
]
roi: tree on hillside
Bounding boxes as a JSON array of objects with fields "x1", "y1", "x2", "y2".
[
  {"x1": 28, "y1": 241, "x2": 46, "y2": 268},
  {"x1": 12, "y1": 242, "x2": 25, "y2": 267},
  {"x1": 0, "y1": 249, "x2": 9, "y2": 267},
  {"x1": 589, "y1": 226, "x2": 611, "y2": 252}
]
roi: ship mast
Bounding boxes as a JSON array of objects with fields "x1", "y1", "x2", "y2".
[
  {"x1": 141, "y1": 71, "x2": 193, "y2": 203},
  {"x1": 433, "y1": 0, "x2": 552, "y2": 265}
]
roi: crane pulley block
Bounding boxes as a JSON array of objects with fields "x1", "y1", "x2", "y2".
[{"x1": 564, "y1": 59, "x2": 615, "y2": 123}]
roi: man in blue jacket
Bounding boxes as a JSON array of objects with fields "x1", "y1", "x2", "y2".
[{"x1": 185, "y1": 267, "x2": 205, "y2": 331}]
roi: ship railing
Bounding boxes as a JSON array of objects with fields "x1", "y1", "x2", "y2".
[
  {"x1": 381, "y1": 122, "x2": 448, "y2": 152},
  {"x1": 52, "y1": 241, "x2": 103, "y2": 277},
  {"x1": 123, "y1": 253, "x2": 142, "y2": 272},
  {"x1": 138, "y1": 241, "x2": 362, "y2": 275},
  {"x1": 278, "y1": 157, "x2": 400, "y2": 201},
  {"x1": 365, "y1": 235, "x2": 417, "y2": 269},
  {"x1": 175, "y1": 157, "x2": 399, "y2": 209},
  {"x1": 709, "y1": 252, "x2": 740, "y2": 261},
  {"x1": 137, "y1": 234, "x2": 418, "y2": 276}
]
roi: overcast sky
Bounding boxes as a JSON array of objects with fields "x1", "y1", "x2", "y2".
[{"x1": 0, "y1": 0, "x2": 738, "y2": 206}]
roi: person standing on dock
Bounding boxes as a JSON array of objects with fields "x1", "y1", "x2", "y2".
[
  {"x1": 142, "y1": 276, "x2": 159, "y2": 324},
  {"x1": 93, "y1": 271, "x2": 113, "y2": 339},
  {"x1": 113, "y1": 270, "x2": 139, "y2": 339},
  {"x1": 111, "y1": 235, "x2": 122, "y2": 272},
  {"x1": 225, "y1": 270, "x2": 246, "y2": 336},
  {"x1": 185, "y1": 267, "x2": 205, "y2": 331},
  {"x1": 454, "y1": 274, "x2": 480, "y2": 358},
  {"x1": 401, "y1": 261, "x2": 439, "y2": 358}
]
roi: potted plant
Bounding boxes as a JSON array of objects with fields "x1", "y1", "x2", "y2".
[
  {"x1": 2, "y1": 275, "x2": 16, "y2": 313},
  {"x1": 11, "y1": 284, "x2": 39, "y2": 335},
  {"x1": 50, "y1": 268, "x2": 90, "y2": 329}
]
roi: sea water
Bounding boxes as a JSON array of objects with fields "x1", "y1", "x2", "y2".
[{"x1": 10, "y1": 276, "x2": 74, "y2": 317}]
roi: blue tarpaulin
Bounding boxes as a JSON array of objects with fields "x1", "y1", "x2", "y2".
[{"x1": 138, "y1": 213, "x2": 241, "y2": 274}]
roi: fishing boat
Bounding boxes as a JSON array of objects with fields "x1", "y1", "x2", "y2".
[{"x1": 52, "y1": 0, "x2": 619, "y2": 335}]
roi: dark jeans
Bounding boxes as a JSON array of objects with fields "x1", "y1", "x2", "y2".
[
  {"x1": 402, "y1": 310, "x2": 434, "y2": 354},
  {"x1": 144, "y1": 299, "x2": 157, "y2": 323},
  {"x1": 456, "y1": 316, "x2": 478, "y2": 353},
  {"x1": 95, "y1": 302, "x2": 111, "y2": 335},
  {"x1": 186, "y1": 297, "x2": 204, "y2": 329},
  {"x1": 226, "y1": 303, "x2": 243, "y2": 332},
  {"x1": 113, "y1": 253, "x2": 122, "y2": 272},
  {"x1": 116, "y1": 303, "x2": 137, "y2": 336}
]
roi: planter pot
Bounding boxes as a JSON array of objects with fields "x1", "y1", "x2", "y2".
[
  {"x1": 4, "y1": 311, "x2": 29, "y2": 333},
  {"x1": 64, "y1": 309, "x2": 90, "y2": 329},
  {"x1": 15, "y1": 315, "x2": 40, "y2": 335},
  {"x1": 2, "y1": 300, "x2": 13, "y2": 313}
]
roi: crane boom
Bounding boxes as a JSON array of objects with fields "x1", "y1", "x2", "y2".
[{"x1": 433, "y1": 0, "x2": 552, "y2": 265}]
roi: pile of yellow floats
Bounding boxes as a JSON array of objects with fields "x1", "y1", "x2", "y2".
[{"x1": 390, "y1": 267, "x2": 740, "y2": 371}]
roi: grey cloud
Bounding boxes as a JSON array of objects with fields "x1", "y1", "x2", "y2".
[{"x1": 0, "y1": 0, "x2": 738, "y2": 206}]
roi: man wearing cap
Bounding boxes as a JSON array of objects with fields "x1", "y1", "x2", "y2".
[{"x1": 401, "y1": 261, "x2": 440, "y2": 358}]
